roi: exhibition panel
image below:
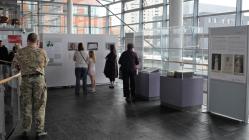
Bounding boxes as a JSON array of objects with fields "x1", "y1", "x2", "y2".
[
  {"x1": 40, "y1": 34, "x2": 118, "y2": 87},
  {"x1": 208, "y1": 26, "x2": 249, "y2": 122}
]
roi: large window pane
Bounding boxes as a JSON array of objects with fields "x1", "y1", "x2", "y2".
[
  {"x1": 110, "y1": 15, "x2": 121, "y2": 26},
  {"x1": 242, "y1": 0, "x2": 249, "y2": 10},
  {"x1": 125, "y1": 24, "x2": 139, "y2": 33},
  {"x1": 242, "y1": 12, "x2": 249, "y2": 25},
  {"x1": 72, "y1": 0, "x2": 99, "y2": 5},
  {"x1": 183, "y1": 18, "x2": 193, "y2": 26},
  {"x1": 110, "y1": 26, "x2": 121, "y2": 36},
  {"x1": 124, "y1": 11, "x2": 139, "y2": 24},
  {"x1": 143, "y1": 0, "x2": 163, "y2": 7},
  {"x1": 42, "y1": 26, "x2": 66, "y2": 33},
  {"x1": 73, "y1": 27, "x2": 89, "y2": 34},
  {"x1": 41, "y1": 4, "x2": 64, "y2": 14},
  {"x1": 199, "y1": 14, "x2": 235, "y2": 33},
  {"x1": 143, "y1": 7, "x2": 163, "y2": 22},
  {"x1": 91, "y1": 27, "x2": 105, "y2": 34},
  {"x1": 199, "y1": 0, "x2": 236, "y2": 15},
  {"x1": 91, "y1": 17, "x2": 106, "y2": 28},
  {"x1": 74, "y1": 16, "x2": 89, "y2": 27},
  {"x1": 144, "y1": 22, "x2": 162, "y2": 30},
  {"x1": 109, "y1": 3, "x2": 121, "y2": 15},
  {"x1": 73, "y1": 5, "x2": 88, "y2": 16},
  {"x1": 124, "y1": 0, "x2": 140, "y2": 11},
  {"x1": 41, "y1": 15, "x2": 66, "y2": 26},
  {"x1": 183, "y1": 1, "x2": 194, "y2": 17},
  {"x1": 91, "y1": 7, "x2": 106, "y2": 17}
]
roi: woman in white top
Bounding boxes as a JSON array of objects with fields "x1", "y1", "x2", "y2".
[
  {"x1": 73, "y1": 43, "x2": 89, "y2": 95},
  {"x1": 88, "y1": 51, "x2": 96, "y2": 93}
]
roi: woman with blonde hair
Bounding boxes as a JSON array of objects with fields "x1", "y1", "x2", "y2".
[{"x1": 88, "y1": 51, "x2": 96, "y2": 93}]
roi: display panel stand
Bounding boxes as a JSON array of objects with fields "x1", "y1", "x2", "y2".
[
  {"x1": 208, "y1": 26, "x2": 249, "y2": 122},
  {"x1": 135, "y1": 70, "x2": 160, "y2": 100},
  {"x1": 160, "y1": 76, "x2": 203, "y2": 108}
]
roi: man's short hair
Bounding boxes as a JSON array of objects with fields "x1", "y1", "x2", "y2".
[
  {"x1": 127, "y1": 43, "x2": 133, "y2": 50},
  {"x1": 27, "y1": 33, "x2": 38, "y2": 43},
  {"x1": 0, "y1": 40, "x2": 2, "y2": 43}
]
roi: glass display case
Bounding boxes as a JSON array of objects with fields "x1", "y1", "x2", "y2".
[{"x1": 135, "y1": 26, "x2": 208, "y2": 77}]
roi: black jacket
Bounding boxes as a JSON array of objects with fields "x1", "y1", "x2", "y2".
[
  {"x1": 104, "y1": 52, "x2": 118, "y2": 79},
  {"x1": 118, "y1": 50, "x2": 139, "y2": 73},
  {"x1": 0, "y1": 46, "x2": 9, "y2": 64}
]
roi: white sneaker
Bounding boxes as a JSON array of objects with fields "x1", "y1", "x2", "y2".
[{"x1": 91, "y1": 89, "x2": 96, "y2": 93}]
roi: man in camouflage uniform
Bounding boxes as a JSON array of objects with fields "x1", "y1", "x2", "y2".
[{"x1": 12, "y1": 33, "x2": 49, "y2": 137}]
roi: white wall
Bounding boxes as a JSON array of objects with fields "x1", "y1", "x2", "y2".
[{"x1": 41, "y1": 34, "x2": 118, "y2": 87}]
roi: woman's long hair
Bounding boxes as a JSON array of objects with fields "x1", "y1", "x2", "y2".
[
  {"x1": 78, "y1": 43, "x2": 84, "y2": 51},
  {"x1": 89, "y1": 51, "x2": 96, "y2": 63},
  {"x1": 110, "y1": 44, "x2": 116, "y2": 55}
]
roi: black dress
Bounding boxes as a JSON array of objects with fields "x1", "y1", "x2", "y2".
[{"x1": 104, "y1": 52, "x2": 118, "y2": 80}]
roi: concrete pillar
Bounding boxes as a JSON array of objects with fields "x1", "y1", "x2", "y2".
[
  {"x1": 168, "y1": 0, "x2": 183, "y2": 71},
  {"x1": 67, "y1": 0, "x2": 73, "y2": 34},
  {"x1": 169, "y1": 0, "x2": 183, "y2": 27}
]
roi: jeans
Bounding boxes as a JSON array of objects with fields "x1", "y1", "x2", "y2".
[{"x1": 75, "y1": 67, "x2": 88, "y2": 94}]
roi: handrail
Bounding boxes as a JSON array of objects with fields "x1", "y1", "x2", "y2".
[
  {"x1": 0, "y1": 73, "x2": 21, "y2": 85},
  {"x1": 0, "y1": 60, "x2": 12, "y2": 64}
]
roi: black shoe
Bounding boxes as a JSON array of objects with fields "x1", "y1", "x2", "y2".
[
  {"x1": 36, "y1": 130, "x2": 47, "y2": 137},
  {"x1": 125, "y1": 97, "x2": 131, "y2": 103}
]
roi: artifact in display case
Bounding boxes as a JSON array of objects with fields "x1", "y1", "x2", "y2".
[{"x1": 174, "y1": 70, "x2": 194, "y2": 78}]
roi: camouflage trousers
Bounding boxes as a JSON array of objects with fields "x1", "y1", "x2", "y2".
[{"x1": 20, "y1": 75, "x2": 47, "y2": 132}]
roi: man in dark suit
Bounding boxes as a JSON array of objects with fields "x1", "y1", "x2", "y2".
[{"x1": 119, "y1": 43, "x2": 139, "y2": 102}]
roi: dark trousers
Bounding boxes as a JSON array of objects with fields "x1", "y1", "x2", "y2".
[
  {"x1": 75, "y1": 67, "x2": 88, "y2": 94},
  {"x1": 122, "y1": 70, "x2": 136, "y2": 99},
  {"x1": 109, "y1": 77, "x2": 115, "y2": 82}
]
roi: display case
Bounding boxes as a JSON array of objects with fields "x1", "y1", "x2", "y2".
[{"x1": 135, "y1": 26, "x2": 208, "y2": 77}]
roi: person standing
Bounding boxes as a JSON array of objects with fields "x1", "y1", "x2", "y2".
[
  {"x1": 0, "y1": 40, "x2": 9, "y2": 64},
  {"x1": 118, "y1": 43, "x2": 139, "y2": 102},
  {"x1": 73, "y1": 43, "x2": 89, "y2": 95},
  {"x1": 0, "y1": 41, "x2": 10, "y2": 78},
  {"x1": 8, "y1": 44, "x2": 19, "y2": 62},
  {"x1": 104, "y1": 44, "x2": 118, "y2": 89},
  {"x1": 88, "y1": 51, "x2": 96, "y2": 93},
  {"x1": 12, "y1": 33, "x2": 49, "y2": 137}
]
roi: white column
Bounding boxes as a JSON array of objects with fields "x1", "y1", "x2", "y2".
[
  {"x1": 169, "y1": 0, "x2": 183, "y2": 27},
  {"x1": 168, "y1": 0, "x2": 183, "y2": 71},
  {"x1": 67, "y1": 0, "x2": 73, "y2": 34}
]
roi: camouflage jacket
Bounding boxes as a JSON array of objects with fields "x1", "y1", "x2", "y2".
[{"x1": 13, "y1": 46, "x2": 49, "y2": 76}]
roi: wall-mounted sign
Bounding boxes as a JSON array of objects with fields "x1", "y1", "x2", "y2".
[{"x1": 8, "y1": 35, "x2": 22, "y2": 43}]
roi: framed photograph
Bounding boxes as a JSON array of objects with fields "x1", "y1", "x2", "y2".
[
  {"x1": 221, "y1": 54, "x2": 233, "y2": 74},
  {"x1": 211, "y1": 54, "x2": 221, "y2": 72},
  {"x1": 234, "y1": 55, "x2": 244, "y2": 75},
  {"x1": 87, "y1": 42, "x2": 98, "y2": 50},
  {"x1": 68, "y1": 42, "x2": 77, "y2": 51}
]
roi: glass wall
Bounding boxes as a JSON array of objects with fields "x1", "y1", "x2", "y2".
[
  {"x1": 199, "y1": 0, "x2": 236, "y2": 15},
  {"x1": 242, "y1": 0, "x2": 249, "y2": 10}
]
